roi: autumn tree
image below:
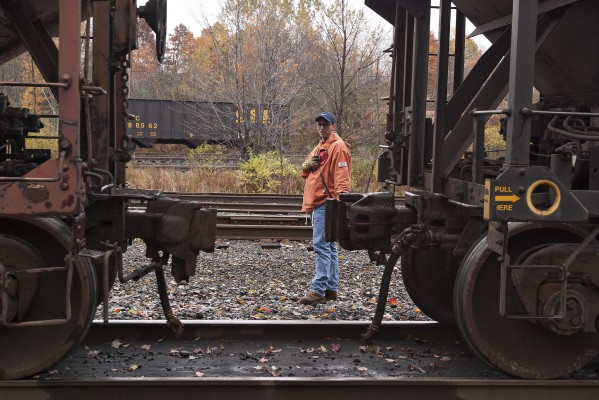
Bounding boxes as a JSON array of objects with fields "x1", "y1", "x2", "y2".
[
  {"x1": 130, "y1": 21, "x2": 163, "y2": 98},
  {"x1": 300, "y1": 0, "x2": 390, "y2": 151},
  {"x1": 187, "y1": 0, "x2": 311, "y2": 159},
  {"x1": 165, "y1": 24, "x2": 196, "y2": 73}
]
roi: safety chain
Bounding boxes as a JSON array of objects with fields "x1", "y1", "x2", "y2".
[{"x1": 119, "y1": 53, "x2": 133, "y2": 161}]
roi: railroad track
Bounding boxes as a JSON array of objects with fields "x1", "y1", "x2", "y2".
[
  {"x1": 2, "y1": 321, "x2": 597, "y2": 400},
  {"x1": 217, "y1": 214, "x2": 311, "y2": 241},
  {"x1": 129, "y1": 192, "x2": 404, "y2": 241}
]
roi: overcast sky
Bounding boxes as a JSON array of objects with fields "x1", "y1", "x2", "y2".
[
  {"x1": 138, "y1": 0, "x2": 489, "y2": 48},
  {"x1": 138, "y1": 0, "x2": 391, "y2": 36}
]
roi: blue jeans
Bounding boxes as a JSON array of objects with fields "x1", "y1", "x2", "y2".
[{"x1": 309, "y1": 204, "x2": 339, "y2": 296}]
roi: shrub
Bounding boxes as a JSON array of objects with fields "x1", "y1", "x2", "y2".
[
  {"x1": 239, "y1": 151, "x2": 299, "y2": 193},
  {"x1": 351, "y1": 158, "x2": 377, "y2": 192},
  {"x1": 187, "y1": 143, "x2": 227, "y2": 168}
]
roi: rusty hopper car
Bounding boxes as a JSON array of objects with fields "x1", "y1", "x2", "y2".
[
  {"x1": 326, "y1": 0, "x2": 599, "y2": 379},
  {"x1": 0, "y1": 0, "x2": 216, "y2": 379},
  {"x1": 127, "y1": 99, "x2": 290, "y2": 149}
]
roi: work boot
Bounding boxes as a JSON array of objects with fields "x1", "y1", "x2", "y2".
[
  {"x1": 325, "y1": 290, "x2": 337, "y2": 301},
  {"x1": 299, "y1": 291, "x2": 326, "y2": 305}
]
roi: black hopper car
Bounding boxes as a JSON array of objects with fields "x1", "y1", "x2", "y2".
[{"x1": 127, "y1": 98, "x2": 290, "y2": 148}]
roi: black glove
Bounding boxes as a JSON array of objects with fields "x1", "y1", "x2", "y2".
[{"x1": 301, "y1": 155, "x2": 320, "y2": 171}]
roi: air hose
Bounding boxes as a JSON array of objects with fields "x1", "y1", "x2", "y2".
[{"x1": 361, "y1": 224, "x2": 422, "y2": 342}]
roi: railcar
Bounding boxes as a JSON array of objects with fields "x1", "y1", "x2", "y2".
[
  {"x1": 327, "y1": 0, "x2": 599, "y2": 379},
  {"x1": 0, "y1": 0, "x2": 216, "y2": 379},
  {"x1": 127, "y1": 99, "x2": 290, "y2": 149}
]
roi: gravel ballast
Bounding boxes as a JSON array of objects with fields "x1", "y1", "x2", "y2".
[{"x1": 95, "y1": 240, "x2": 431, "y2": 322}]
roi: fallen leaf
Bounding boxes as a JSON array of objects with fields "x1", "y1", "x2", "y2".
[
  {"x1": 195, "y1": 372, "x2": 205, "y2": 377},
  {"x1": 385, "y1": 359, "x2": 397, "y2": 363},
  {"x1": 193, "y1": 348, "x2": 203, "y2": 354},
  {"x1": 320, "y1": 345, "x2": 327, "y2": 353},
  {"x1": 356, "y1": 366, "x2": 368, "y2": 372},
  {"x1": 140, "y1": 344, "x2": 151, "y2": 351},
  {"x1": 127, "y1": 364, "x2": 140, "y2": 371},
  {"x1": 258, "y1": 357, "x2": 269, "y2": 363},
  {"x1": 329, "y1": 343, "x2": 341, "y2": 352},
  {"x1": 441, "y1": 356, "x2": 451, "y2": 362},
  {"x1": 359, "y1": 345, "x2": 368, "y2": 353},
  {"x1": 111, "y1": 340, "x2": 123, "y2": 349},
  {"x1": 408, "y1": 365, "x2": 425, "y2": 373}
]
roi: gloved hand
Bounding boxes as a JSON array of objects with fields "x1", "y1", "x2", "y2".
[{"x1": 301, "y1": 155, "x2": 321, "y2": 171}]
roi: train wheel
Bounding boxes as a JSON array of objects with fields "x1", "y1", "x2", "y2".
[
  {"x1": 0, "y1": 218, "x2": 97, "y2": 379},
  {"x1": 454, "y1": 223, "x2": 599, "y2": 379},
  {"x1": 401, "y1": 248, "x2": 457, "y2": 325}
]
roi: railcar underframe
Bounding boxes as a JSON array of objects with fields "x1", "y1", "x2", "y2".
[{"x1": 327, "y1": 0, "x2": 599, "y2": 379}]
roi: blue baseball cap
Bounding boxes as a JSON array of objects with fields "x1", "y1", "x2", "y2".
[{"x1": 315, "y1": 112, "x2": 336, "y2": 124}]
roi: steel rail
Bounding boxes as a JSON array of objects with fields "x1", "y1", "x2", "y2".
[
  {"x1": 2, "y1": 321, "x2": 597, "y2": 400},
  {"x1": 216, "y1": 214, "x2": 306, "y2": 226},
  {"x1": 205, "y1": 202, "x2": 303, "y2": 213},
  {"x1": 4, "y1": 378, "x2": 597, "y2": 400},
  {"x1": 165, "y1": 192, "x2": 305, "y2": 205},
  {"x1": 217, "y1": 223, "x2": 312, "y2": 240}
]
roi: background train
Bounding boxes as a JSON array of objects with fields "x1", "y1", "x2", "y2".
[
  {"x1": 327, "y1": 0, "x2": 599, "y2": 379},
  {"x1": 0, "y1": 0, "x2": 216, "y2": 379},
  {"x1": 127, "y1": 98, "x2": 290, "y2": 148}
]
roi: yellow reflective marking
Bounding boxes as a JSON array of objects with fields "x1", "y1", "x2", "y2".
[
  {"x1": 526, "y1": 179, "x2": 561, "y2": 216},
  {"x1": 495, "y1": 194, "x2": 520, "y2": 203},
  {"x1": 484, "y1": 180, "x2": 490, "y2": 220}
]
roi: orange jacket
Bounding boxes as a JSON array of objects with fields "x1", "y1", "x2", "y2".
[{"x1": 301, "y1": 132, "x2": 352, "y2": 212}]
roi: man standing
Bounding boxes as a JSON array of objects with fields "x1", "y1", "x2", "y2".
[{"x1": 299, "y1": 112, "x2": 352, "y2": 305}]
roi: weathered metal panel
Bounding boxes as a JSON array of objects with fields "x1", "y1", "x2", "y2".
[{"x1": 367, "y1": 0, "x2": 599, "y2": 97}]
